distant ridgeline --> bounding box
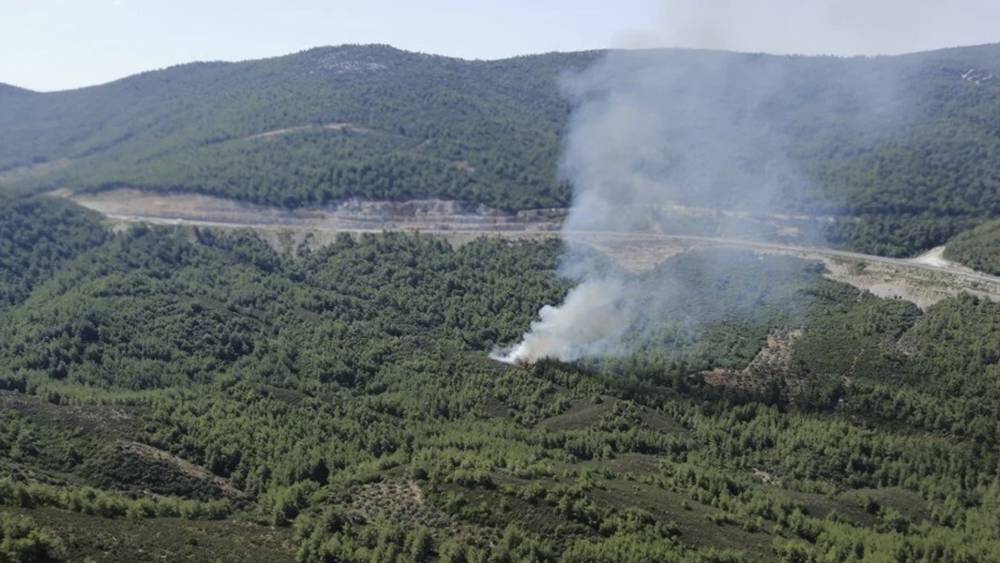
[2,43,1000,256]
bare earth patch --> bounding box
[703,329,803,394]
[68,188,562,234]
[57,189,1000,307]
[821,256,998,309]
[243,122,372,141]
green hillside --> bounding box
[944,218,1000,274]
[1,197,999,561]
[0,46,598,210]
[2,44,1000,255]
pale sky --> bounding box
[2,0,999,92]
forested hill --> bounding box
[0,83,36,105]
[0,45,599,209]
[0,83,34,96]
[3,43,1000,254]
[2,196,1000,560]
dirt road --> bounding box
[64,189,1000,306]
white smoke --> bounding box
[490,279,630,364]
[496,44,907,365]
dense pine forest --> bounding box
[0,197,999,561]
[3,38,1000,562]
[2,43,1000,257]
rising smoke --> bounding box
[490,279,630,364]
[493,47,906,365]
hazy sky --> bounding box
[3,0,999,92]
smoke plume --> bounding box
[495,47,905,365]
[490,279,630,364]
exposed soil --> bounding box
[243,122,372,141]
[702,329,803,394]
[821,256,998,309]
[68,188,563,233]
[57,189,1000,308]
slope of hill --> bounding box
[0,82,36,99]
[945,217,1000,274]
[1,197,999,561]
[0,45,599,210]
[2,44,1000,255]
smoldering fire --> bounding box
[496,48,902,365]
[490,279,630,364]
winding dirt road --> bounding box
[63,189,1000,306]
[590,233,1000,287]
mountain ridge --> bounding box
[2,42,1000,255]
[7,43,587,94]
[0,82,36,97]
[13,41,1000,95]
